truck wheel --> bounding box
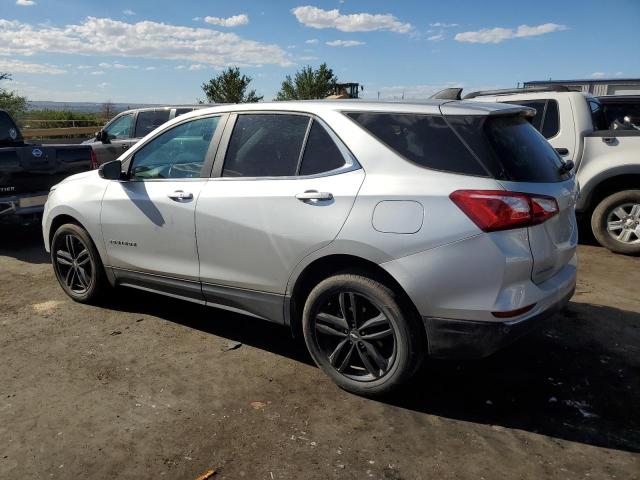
[51,223,109,303]
[591,190,640,255]
[302,273,423,397]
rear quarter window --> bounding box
[345,112,488,177]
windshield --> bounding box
[0,111,22,144]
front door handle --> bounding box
[168,190,193,201]
[602,136,617,145]
[296,190,333,202]
[555,147,569,156]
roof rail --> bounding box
[463,85,573,99]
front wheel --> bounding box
[51,223,108,303]
[302,274,423,397]
[591,190,640,255]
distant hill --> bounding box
[27,100,162,113]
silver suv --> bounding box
[42,100,578,396]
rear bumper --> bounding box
[0,192,48,223]
[423,283,575,359]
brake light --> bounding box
[450,190,558,232]
[90,149,98,170]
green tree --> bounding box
[275,63,337,101]
[201,67,263,103]
[0,73,28,118]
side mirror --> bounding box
[98,160,123,180]
[96,130,111,144]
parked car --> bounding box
[85,105,207,165]
[597,95,640,131]
[43,100,577,396]
[0,109,94,224]
[451,86,640,255]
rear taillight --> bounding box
[90,149,98,170]
[450,190,558,232]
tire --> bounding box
[51,223,109,303]
[302,273,423,397]
[591,190,640,255]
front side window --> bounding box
[134,110,171,138]
[104,113,134,140]
[0,111,21,144]
[130,116,219,180]
[222,114,310,177]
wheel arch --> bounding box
[578,168,640,213]
[286,253,422,339]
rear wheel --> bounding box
[302,274,423,397]
[51,223,108,303]
[591,190,640,255]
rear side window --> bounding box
[223,114,310,177]
[135,110,171,138]
[0,111,21,144]
[506,100,559,138]
[299,121,346,176]
[346,112,487,176]
[175,108,195,117]
[588,100,608,131]
[541,100,559,138]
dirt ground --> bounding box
[0,225,638,480]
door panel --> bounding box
[196,169,365,293]
[101,180,206,281]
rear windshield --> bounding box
[0,111,21,144]
[347,111,568,183]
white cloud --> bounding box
[455,23,567,44]
[590,72,606,79]
[204,14,249,27]
[188,64,206,70]
[590,71,625,79]
[176,65,187,70]
[427,34,444,42]
[429,22,458,28]
[0,58,65,74]
[99,62,137,69]
[305,38,319,44]
[291,6,412,33]
[97,82,110,89]
[192,17,201,21]
[297,55,319,61]
[0,17,290,67]
[90,70,105,75]
[16,0,36,6]
[145,66,157,70]
[123,9,135,16]
[326,39,365,47]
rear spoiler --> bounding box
[487,106,536,118]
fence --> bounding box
[17,119,104,140]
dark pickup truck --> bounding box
[0,109,95,223]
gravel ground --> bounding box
[1,224,639,479]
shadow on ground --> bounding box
[0,223,49,264]
[106,288,640,454]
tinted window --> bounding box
[601,101,640,130]
[223,114,310,177]
[347,112,487,176]
[299,121,346,176]
[512,101,545,131]
[0,111,21,144]
[175,108,196,117]
[483,117,567,182]
[134,110,171,138]
[104,114,133,139]
[541,100,560,138]
[588,100,608,131]
[130,116,219,180]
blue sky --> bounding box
[1,0,639,103]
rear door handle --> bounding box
[602,137,616,144]
[296,190,333,202]
[555,147,569,156]
[168,190,193,201]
